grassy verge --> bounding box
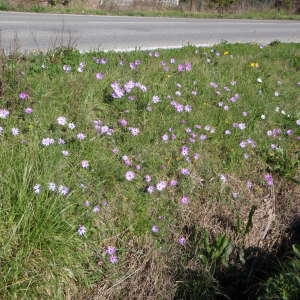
[0,42,299,298]
[0,1,300,20]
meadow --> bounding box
[0,42,299,299]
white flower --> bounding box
[57,116,67,126]
[257,77,263,83]
[11,128,19,136]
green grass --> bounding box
[0,42,299,298]
[0,0,300,20]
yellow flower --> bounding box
[250,62,259,68]
[224,51,229,56]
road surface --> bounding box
[0,11,300,52]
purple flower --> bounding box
[81,160,89,168]
[19,92,29,100]
[178,236,186,246]
[144,175,152,183]
[177,64,185,72]
[109,255,118,264]
[128,127,140,136]
[77,225,86,236]
[11,128,19,136]
[24,107,33,114]
[169,179,178,187]
[0,109,10,119]
[96,72,105,80]
[210,82,218,89]
[106,246,116,255]
[180,196,190,205]
[156,181,167,191]
[264,174,274,186]
[63,65,72,72]
[125,171,135,181]
[77,133,86,140]
[57,116,67,126]
[41,137,54,146]
[180,168,190,176]
[151,225,159,233]
[147,185,155,193]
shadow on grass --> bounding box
[174,215,300,300]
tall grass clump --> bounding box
[0,43,299,298]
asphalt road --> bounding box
[1,11,300,52]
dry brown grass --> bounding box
[86,236,177,300]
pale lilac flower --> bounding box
[180,196,190,205]
[181,146,189,156]
[33,184,41,194]
[48,182,56,191]
[81,160,89,168]
[118,119,128,127]
[96,72,105,80]
[128,127,140,136]
[178,236,186,246]
[264,174,274,186]
[240,141,247,148]
[151,225,159,233]
[162,134,169,142]
[169,179,178,186]
[106,246,116,255]
[230,192,238,199]
[144,175,152,183]
[57,116,67,126]
[63,65,72,72]
[110,255,118,264]
[147,185,155,193]
[180,168,190,176]
[178,64,185,72]
[193,153,200,160]
[77,133,86,140]
[244,153,250,159]
[125,171,135,181]
[83,200,90,207]
[223,105,229,111]
[57,138,65,145]
[92,206,100,213]
[68,122,76,130]
[199,134,207,141]
[11,128,19,136]
[112,148,119,154]
[210,82,218,89]
[24,107,33,114]
[0,127,4,135]
[42,137,54,146]
[238,123,246,130]
[58,185,69,195]
[77,225,86,236]
[246,180,253,190]
[219,174,227,183]
[0,109,10,119]
[156,181,167,191]
[225,130,231,135]
[19,92,29,100]
[152,95,160,103]
[62,150,70,156]
[242,111,248,117]
[185,105,192,112]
